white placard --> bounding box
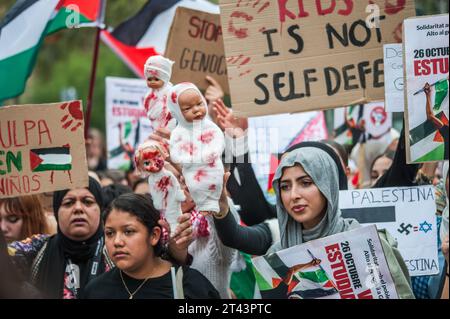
[339,186,439,276]
[384,44,405,113]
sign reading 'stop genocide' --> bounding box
[0,102,88,198]
[219,0,415,117]
[165,7,230,95]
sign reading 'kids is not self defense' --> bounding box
[219,0,415,117]
[0,102,88,198]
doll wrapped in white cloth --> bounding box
[143,55,176,131]
[167,83,225,214]
[134,140,185,234]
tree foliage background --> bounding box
[0,0,448,134]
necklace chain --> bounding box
[119,270,150,299]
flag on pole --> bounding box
[100,0,218,78]
[0,0,103,101]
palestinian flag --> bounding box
[230,252,259,299]
[30,146,72,172]
[0,0,103,101]
[251,254,283,292]
[289,267,339,299]
[46,0,104,35]
[409,79,449,162]
[101,0,218,78]
[252,252,339,299]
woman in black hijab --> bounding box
[9,177,111,298]
[9,176,195,298]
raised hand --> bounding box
[213,99,248,138]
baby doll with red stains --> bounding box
[143,55,176,131]
[167,82,225,215]
[134,140,185,235]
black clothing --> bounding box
[214,212,272,256]
[373,125,419,188]
[82,266,220,299]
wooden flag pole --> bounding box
[84,0,107,139]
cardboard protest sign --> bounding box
[106,77,154,170]
[219,0,415,117]
[0,102,88,198]
[362,101,392,138]
[340,186,438,276]
[165,7,230,95]
[248,111,328,203]
[404,14,449,163]
[252,225,398,299]
[383,43,404,112]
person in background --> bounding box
[83,193,219,299]
[97,169,128,187]
[86,128,107,172]
[0,196,50,243]
[0,232,42,298]
[38,192,57,235]
[370,151,395,186]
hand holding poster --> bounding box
[0,102,88,198]
[165,7,230,95]
[383,43,404,112]
[403,14,449,163]
[219,0,415,117]
[339,186,438,276]
[252,225,398,299]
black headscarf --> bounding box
[34,177,106,299]
[285,141,349,190]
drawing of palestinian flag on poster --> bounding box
[289,267,339,299]
[30,146,72,172]
[403,14,449,163]
[252,252,338,299]
[408,78,449,162]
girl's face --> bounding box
[178,89,206,122]
[58,188,101,241]
[370,156,393,186]
[0,205,23,243]
[279,165,327,230]
[105,210,160,274]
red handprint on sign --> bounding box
[226,54,252,80]
[60,101,83,132]
[228,0,271,40]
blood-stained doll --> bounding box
[134,140,185,235]
[167,83,225,215]
[143,55,176,131]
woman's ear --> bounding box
[149,226,162,247]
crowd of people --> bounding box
[1,66,448,300]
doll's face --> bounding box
[137,147,164,173]
[178,89,206,122]
[147,76,165,90]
